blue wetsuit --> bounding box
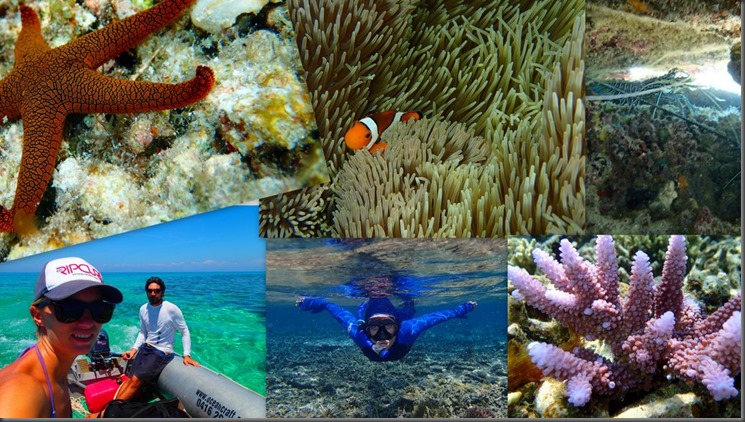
[299,297,475,361]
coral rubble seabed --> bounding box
[267,334,506,418]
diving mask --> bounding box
[364,315,398,340]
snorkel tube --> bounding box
[373,344,390,358]
[363,333,391,358]
[355,320,391,358]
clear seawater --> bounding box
[0,271,266,397]
[265,238,507,417]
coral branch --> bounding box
[509,235,742,406]
[654,235,687,324]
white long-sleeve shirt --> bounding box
[132,300,192,356]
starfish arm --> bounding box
[0,109,65,233]
[0,79,22,120]
[66,0,198,69]
[0,207,12,232]
[67,66,214,114]
[14,5,52,65]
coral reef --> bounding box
[0,0,327,260]
[507,235,741,417]
[260,0,585,237]
[584,0,741,234]
[266,334,506,418]
[585,97,741,234]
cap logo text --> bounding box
[56,263,102,281]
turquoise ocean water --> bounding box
[0,271,266,396]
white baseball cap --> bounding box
[34,257,123,303]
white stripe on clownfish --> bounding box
[344,110,422,154]
[359,116,380,150]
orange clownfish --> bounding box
[344,110,422,154]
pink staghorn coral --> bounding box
[509,235,741,407]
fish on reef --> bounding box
[344,110,422,154]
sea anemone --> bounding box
[260,0,586,237]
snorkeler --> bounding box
[296,296,477,361]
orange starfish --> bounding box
[0,0,215,233]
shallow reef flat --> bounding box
[266,334,506,418]
[507,235,741,418]
[0,0,327,260]
[260,0,586,238]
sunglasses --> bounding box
[365,323,398,340]
[146,288,162,294]
[38,299,116,324]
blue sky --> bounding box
[0,205,265,273]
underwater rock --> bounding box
[685,270,734,312]
[586,99,741,235]
[615,391,701,418]
[586,3,739,78]
[191,0,279,34]
[648,180,678,220]
[211,31,319,172]
[507,391,522,408]
[534,378,570,418]
[287,377,318,390]
[461,406,495,418]
[728,41,741,85]
[465,369,492,384]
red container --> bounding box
[84,375,129,413]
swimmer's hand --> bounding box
[121,348,138,360]
[457,301,477,316]
[371,344,385,355]
[296,297,327,313]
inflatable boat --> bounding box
[67,330,265,418]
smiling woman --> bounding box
[0,257,122,418]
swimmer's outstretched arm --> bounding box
[400,301,477,341]
[296,297,357,327]
[296,297,377,352]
